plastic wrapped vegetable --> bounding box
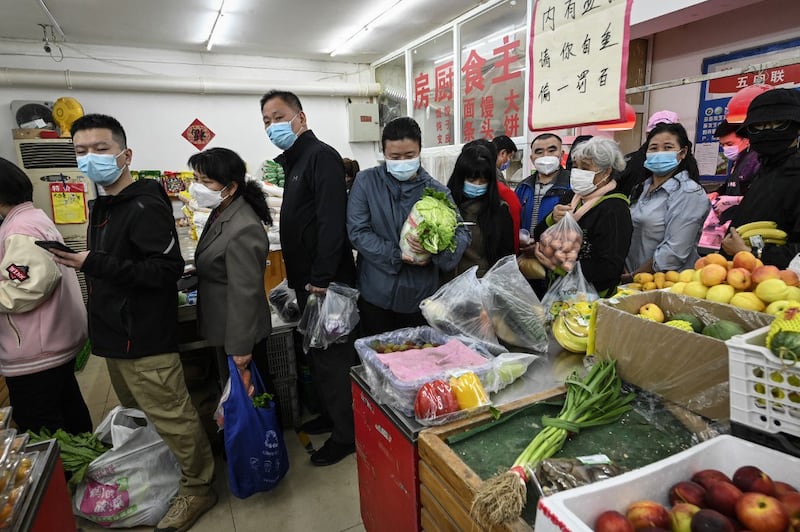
[400,188,458,263]
[268,279,300,322]
[535,212,583,272]
[483,353,538,393]
[449,372,490,409]
[319,283,360,346]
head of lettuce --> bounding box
[400,188,459,262]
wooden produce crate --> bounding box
[418,388,563,532]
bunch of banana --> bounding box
[551,303,593,353]
[735,221,788,246]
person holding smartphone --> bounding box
[0,157,92,435]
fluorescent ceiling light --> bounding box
[329,0,406,57]
[206,0,226,51]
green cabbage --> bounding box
[415,188,458,254]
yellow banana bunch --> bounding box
[735,221,788,246]
[739,228,788,241]
[735,221,777,234]
[552,313,588,353]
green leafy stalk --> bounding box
[512,360,633,468]
[252,392,274,409]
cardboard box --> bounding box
[591,291,773,420]
[535,435,800,532]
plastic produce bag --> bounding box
[541,262,599,319]
[73,407,181,528]
[297,294,323,351]
[399,188,458,264]
[482,352,539,394]
[420,266,499,347]
[480,255,549,353]
[413,371,491,426]
[297,284,360,351]
[224,358,289,498]
[268,279,300,322]
[535,212,583,272]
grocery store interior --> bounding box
[1,0,800,531]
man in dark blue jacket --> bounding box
[262,90,357,466]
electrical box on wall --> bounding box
[348,103,380,142]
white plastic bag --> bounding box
[73,407,181,528]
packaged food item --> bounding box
[9,435,27,455]
[532,457,624,497]
[0,409,11,430]
[0,431,16,469]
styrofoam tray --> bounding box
[727,326,800,437]
[535,435,800,532]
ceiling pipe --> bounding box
[0,67,382,97]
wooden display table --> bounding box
[417,389,563,532]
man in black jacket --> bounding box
[53,114,215,532]
[261,90,357,466]
[723,89,800,269]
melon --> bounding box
[701,320,745,341]
[670,312,703,333]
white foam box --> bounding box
[535,435,800,532]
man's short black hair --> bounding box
[0,157,33,205]
[70,114,127,148]
[531,132,562,148]
[492,135,517,154]
[260,90,303,112]
[381,117,422,151]
[714,120,743,138]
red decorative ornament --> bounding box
[725,84,774,123]
[181,118,215,150]
[597,103,636,131]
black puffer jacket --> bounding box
[81,179,184,358]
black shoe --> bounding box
[310,439,355,467]
[300,415,334,435]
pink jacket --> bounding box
[0,203,87,377]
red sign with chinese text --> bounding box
[707,63,800,95]
[181,119,215,150]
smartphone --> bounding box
[35,240,77,254]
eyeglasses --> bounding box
[747,120,792,134]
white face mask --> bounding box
[570,168,601,196]
[189,182,228,209]
[533,155,561,176]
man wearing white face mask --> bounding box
[51,114,217,532]
[261,90,357,467]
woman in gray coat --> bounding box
[188,148,272,389]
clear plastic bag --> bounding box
[480,255,549,353]
[297,283,360,351]
[535,211,583,272]
[413,371,491,426]
[541,262,599,319]
[420,266,500,347]
[268,279,300,322]
[482,352,539,394]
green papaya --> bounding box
[670,312,703,333]
[701,320,745,341]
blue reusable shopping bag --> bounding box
[224,357,290,498]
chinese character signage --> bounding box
[49,182,87,224]
[181,118,215,150]
[695,38,800,179]
[528,0,633,131]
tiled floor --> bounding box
[74,355,365,532]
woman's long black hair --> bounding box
[447,142,506,264]
[187,147,272,225]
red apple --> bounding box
[726,268,753,291]
[752,265,781,285]
[706,482,743,518]
[733,466,775,496]
[692,470,733,491]
[671,503,702,532]
[779,269,800,287]
[774,481,798,497]
[735,493,790,532]
[627,500,671,530]
[779,491,800,525]
[691,509,736,532]
[595,510,635,532]
[670,481,708,507]
[733,251,759,272]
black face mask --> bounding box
[748,126,800,156]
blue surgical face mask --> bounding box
[266,113,299,150]
[77,150,126,186]
[386,158,420,181]
[644,151,681,176]
[463,182,488,198]
[500,161,510,172]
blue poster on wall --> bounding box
[696,38,800,182]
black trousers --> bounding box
[6,359,93,434]
[357,297,427,337]
[298,288,358,445]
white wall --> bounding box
[0,41,382,173]
[647,0,800,141]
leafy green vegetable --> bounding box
[252,392,274,409]
[414,188,458,254]
[28,428,110,491]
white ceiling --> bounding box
[0,0,488,64]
